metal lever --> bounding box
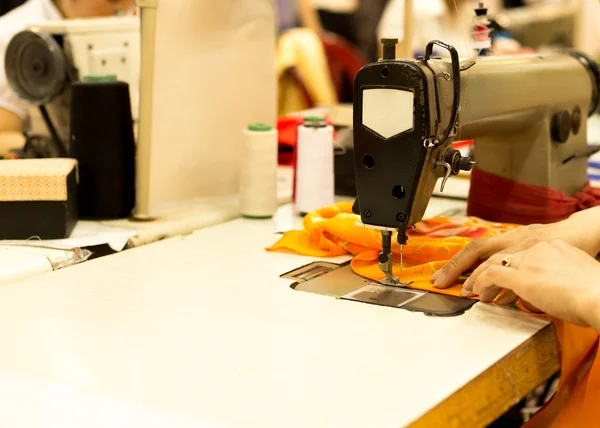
[436,150,477,192]
[436,161,452,192]
[562,145,600,164]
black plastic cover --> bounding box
[352,61,429,229]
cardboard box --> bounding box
[0,158,78,239]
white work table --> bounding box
[0,167,294,287]
[88,166,295,248]
[0,200,557,428]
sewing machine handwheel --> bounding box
[567,50,600,115]
[5,30,67,105]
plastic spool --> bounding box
[472,3,492,52]
[240,123,279,219]
[295,116,335,215]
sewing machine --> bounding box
[351,38,600,285]
[4,16,139,156]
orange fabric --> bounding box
[267,201,600,426]
[268,200,520,296]
[525,323,599,428]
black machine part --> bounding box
[567,50,600,116]
[351,51,431,231]
[5,30,77,157]
[5,30,70,105]
[351,39,473,241]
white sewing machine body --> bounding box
[6,16,140,145]
[26,16,140,118]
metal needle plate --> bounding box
[281,261,476,317]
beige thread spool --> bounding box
[240,123,278,218]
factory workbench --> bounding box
[92,166,295,249]
[0,167,294,285]
[0,199,558,428]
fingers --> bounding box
[495,290,519,306]
[520,299,543,314]
[431,236,539,295]
[478,284,503,302]
[432,239,495,288]
[465,251,523,300]
[432,235,538,289]
[472,265,522,299]
[462,253,509,293]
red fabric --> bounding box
[277,116,335,166]
[277,117,301,166]
[467,168,600,224]
[452,139,474,150]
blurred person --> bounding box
[0,0,134,133]
[377,0,523,58]
[298,0,359,45]
[297,0,390,61]
[353,0,390,61]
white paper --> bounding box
[0,221,138,252]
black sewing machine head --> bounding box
[351,39,472,244]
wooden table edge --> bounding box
[408,323,559,428]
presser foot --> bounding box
[380,277,414,288]
[378,230,413,287]
[378,251,413,287]
[380,274,399,286]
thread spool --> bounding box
[472,2,492,54]
[69,73,136,219]
[240,123,278,218]
[294,116,335,215]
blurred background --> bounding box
[1,0,598,127]
[270,0,600,114]
[0,0,25,15]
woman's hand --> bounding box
[432,208,600,289]
[461,240,600,329]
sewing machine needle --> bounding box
[400,244,403,282]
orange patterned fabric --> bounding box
[268,200,520,296]
[267,201,600,427]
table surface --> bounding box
[0,247,53,285]
[0,199,558,428]
[97,166,295,248]
[0,168,293,289]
